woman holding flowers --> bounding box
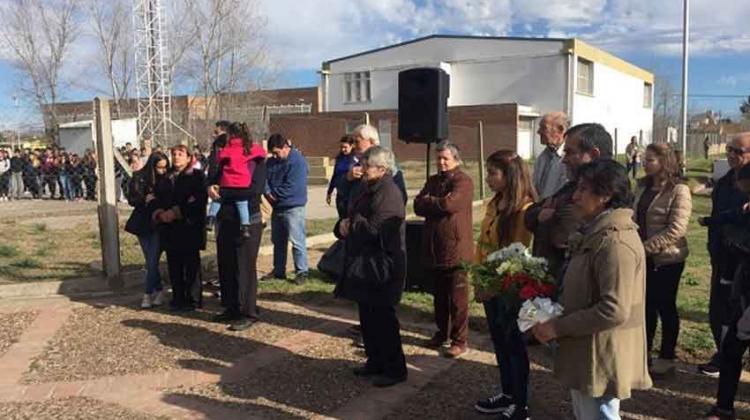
[533,160,651,420]
[473,150,537,420]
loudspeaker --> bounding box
[405,220,433,293]
[398,67,449,143]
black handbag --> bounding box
[317,239,346,280]
[345,240,393,288]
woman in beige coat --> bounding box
[533,160,652,420]
[634,143,692,377]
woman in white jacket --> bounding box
[0,150,11,201]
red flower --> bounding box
[519,284,539,300]
[538,283,556,297]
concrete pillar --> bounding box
[93,97,122,287]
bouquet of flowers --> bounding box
[465,243,560,330]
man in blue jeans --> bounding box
[264,134,309,284]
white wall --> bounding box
[572,60,653,155]
[326,37,567,114]
[58,118,138,156]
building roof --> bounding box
[322,34,653,83]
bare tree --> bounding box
[86,0,133,119]
[176,0,270,121]
[1,0,81,139]
[653,75,680,144]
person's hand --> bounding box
[347,166,363,181]
[538,208,556,223]
[339,218,351,238]
[743,202,750,214]
[159,210,176,224]
[326,193,332,206]
[145,193,156,203]
[207,185,221,200]
[265,193,277,205]
[152,209,164,223]
[532,321,558,344]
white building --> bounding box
[58,118,139,156]
[319,35,654,157]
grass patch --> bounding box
[11,258,43,269]
[0,244,20,258]
[31,223,47,233]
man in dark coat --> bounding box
[335,146,407,388]
[152,145,208,311]
[214,158,267,331]
[414,140,474,358]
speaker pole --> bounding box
[425,142,431,182]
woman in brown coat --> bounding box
[414,140,474,358]
[533,159,652,419]
[634,143,692,377]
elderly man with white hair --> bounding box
[337,124,408,213]
[533,112,569,200]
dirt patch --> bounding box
[0,397,167,420]
[0,311,38,358]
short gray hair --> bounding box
[363,146,396,174]
[353,124,380,145]
[435,140,462,165]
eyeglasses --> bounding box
[726,145,750,155]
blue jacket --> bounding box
[266,148,308,210]
[327,153,356,196]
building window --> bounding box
[344,71,371,103]
[576,58,594,96]
[643,82,653,108]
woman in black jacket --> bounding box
[335,146,407,388]
[126,151,169,309]
[152,145,208,311]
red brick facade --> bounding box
[269,104,519,160]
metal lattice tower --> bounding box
[133,0,172,146]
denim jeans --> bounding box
[271,206,308,277]
[59,174,72,200]
[483,297,529,407]
[138,231,163,294]
[570,390,621,420]
[208,199,250,225]
[10,172,23,199]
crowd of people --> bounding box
[114,115,750,420]
[0,147,98,201]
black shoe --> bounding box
[292,272,308,285]
[351,336,365,349]
[352,364,382,377]
[206,216,216,232]
[499,405,529,420]
[240,224,251,239]
[705,406,735,420]
[229,318,256,331]
[212,311,238,323]
[474,393,513,414]
[260,273,286,282]
[698,362,721,378]
[372,373,407,387]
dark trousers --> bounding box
[359,303,407,378]
[433,267,469,346]
[44,175,57,198]
[645,260,685,359]
[0,173,9,196]
[166,248,200,307]
[484,298,529,406]
[218,223,263,319]
[716,322,749,411]
[84,175,97,200]
[709,263,733,362]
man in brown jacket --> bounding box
[525,123,614,281]
[414,141,474,358]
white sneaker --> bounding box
[151,290,164,306]
[141,294,152,309]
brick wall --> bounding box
[269,104,519,161]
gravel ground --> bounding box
[22,299,330,384]
[170,326,437,419]
[0,311,38,357]
[0,397,167,420]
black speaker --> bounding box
[398,67,449,143]
[405,220,433,293]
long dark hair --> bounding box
[485,150,537,246]
[227,122,253,155]
[142,151,169,189]
[641,143,680,189]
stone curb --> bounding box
[0,200,485,300]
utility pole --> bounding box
[680,0,690,157]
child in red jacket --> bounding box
[206,123,266,237]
